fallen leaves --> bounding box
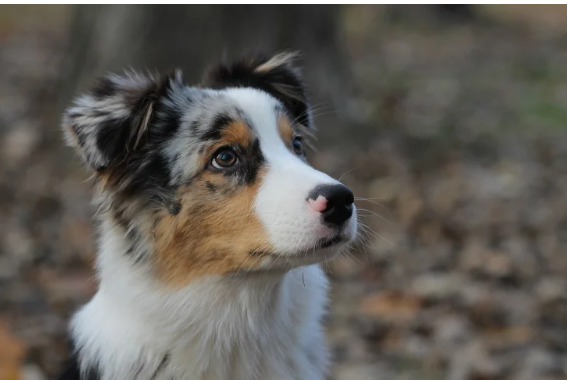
[359,291,423,324]
[0,321,24,380]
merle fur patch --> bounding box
[63,70,184,171]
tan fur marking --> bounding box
[254,52,299,73]
[153,167,271,287]
[97,172,111,189]
[278,114,315,154]
[198,120,255,168]
[278,115,294,147]
[133,101,153,149]
[220,120,254,148]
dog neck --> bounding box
[69,219,329,380]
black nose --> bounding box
[308,184,354,226]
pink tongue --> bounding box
[309,196,328,213]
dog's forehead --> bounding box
[221,87,290,154]
[178,87,284,142]
[221,87,281,134]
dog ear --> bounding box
[62,70,183,172]
[202,52,311,128]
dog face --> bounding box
[63,53,357,286]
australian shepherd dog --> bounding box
[58,52,357,380]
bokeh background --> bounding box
[2,5,567,380]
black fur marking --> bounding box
[67,111,82,119]
[157,105,182,140]
[223,139,266,186]
[150,354,170,379]
[94,117,130,166]
[115,152,173,206]
[205,181,218,193]
[91,77,116,99]
[111,208,130,230]
[203,54,311,128]
[91,82,157,166]
[124,223,140,242]
[243,139,265,184]
[201,114,233,141]
[151,76,187,142]
[74,125,87,148]
[168,201,182,215]
[141,153,172,194]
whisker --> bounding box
[306,110,338,122]
[353,230,372,260]
[338,166,360,182]
[358,223,398,249]
[356,208,391,224]
[354,199,393,214]
[288,103,331,128]
[83,172,97,183]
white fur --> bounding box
[72,219,330,380]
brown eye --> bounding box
[212,148,238,169]
[292,136,304,156]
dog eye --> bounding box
[292,136,304,156]
[212,148,238,168]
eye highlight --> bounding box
[292,136,304,156]
[212,148,239,169]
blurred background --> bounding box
[2,5,567,380]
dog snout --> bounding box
[307,184,354,226]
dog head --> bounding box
[63,52,357,286]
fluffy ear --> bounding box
[202,52,311,127]
[62,70,183,171]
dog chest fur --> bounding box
[68,221,330,380]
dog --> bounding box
[58,52,357,380]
